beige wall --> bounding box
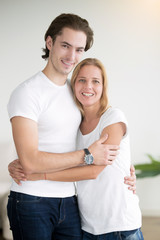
[0,0,160,215]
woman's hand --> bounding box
[124,165,136,194]
[8,159,27,185]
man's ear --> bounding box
[46,36,53,51]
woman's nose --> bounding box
[85,81,92,89]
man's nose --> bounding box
[68,49,75,60]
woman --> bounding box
[9,58,141,239]
[70,58,143,239]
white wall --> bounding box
[0,0,160,215]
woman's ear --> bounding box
[46,36,53,51]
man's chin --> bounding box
[63,67,74,75]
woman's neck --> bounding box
[80,105,100,135]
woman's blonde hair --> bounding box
[71,58,109,117]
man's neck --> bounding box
[42,63,68,86]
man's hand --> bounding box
[124,165,136,194]
[8,159,27,185]
[89,134,119,166]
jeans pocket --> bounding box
[120,228,144,240]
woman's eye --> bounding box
[94,80,100,84]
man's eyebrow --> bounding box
[61,41,85,50]
[61,41,72,47]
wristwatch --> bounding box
[84,148,94,165]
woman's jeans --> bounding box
[7,191,82,240]
[82,228,144,240]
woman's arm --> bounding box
[27,165,106,182]
[8,159,106,184]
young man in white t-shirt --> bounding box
[7,13,122,240]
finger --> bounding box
[128,186,136,194]
[124,175,136,181]
[108,150,119,156]
[13,162,23,170]
[99,134,108,143]
[124,180,136,187]
[108,145,120,151]
[9,170,26,177]
[13,178,22,186]
[130,170,136,177]
[130,164,135,172]
[105,160,113,165]
[107,155,117,161]
[10,172,27,181]
[128,185,136,190]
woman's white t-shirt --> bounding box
[76,107,142,235]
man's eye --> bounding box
[62,45,69,48]
[77,49,84,53]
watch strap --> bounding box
[84,148,90,155]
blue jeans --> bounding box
[7,191,82,240]
[82,228,144,240]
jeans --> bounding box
[7,191,82,240]
[82,228,144,240]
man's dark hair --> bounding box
[42,13,94,60]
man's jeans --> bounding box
[7,191,82,240]
[82,228,144,240]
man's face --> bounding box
[47,27,87,77]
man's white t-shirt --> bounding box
[8,71,81,197]
[77,107,142,234]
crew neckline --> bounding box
[40,71,68,88]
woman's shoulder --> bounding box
[99,107,128,129]
[102,107,125,119]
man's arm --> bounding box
[9,162,106,183]
[9,160,136,194]
[11,116,119,174]
[9,121,136,194]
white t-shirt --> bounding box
[77,107,142,234]
[8,71,81,197]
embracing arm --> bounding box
[9,120,136,193]
[27,165,106,182]
[9,122,123,181]
[9,159,136,194]
[11,117,119,174]
[41,123,124,181]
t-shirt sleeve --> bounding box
[7,83,40,122]
[99,108,128,137]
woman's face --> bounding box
[74,65,103,108]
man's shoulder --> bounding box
[21,71,42,88]
[12,72,43,94]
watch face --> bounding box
[85,154,94,165]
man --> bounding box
[7,13,121,240]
